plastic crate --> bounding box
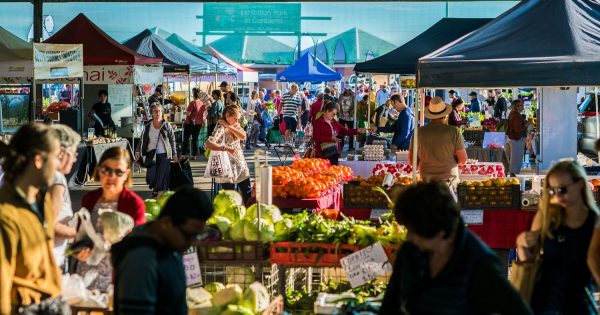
[197,263,280,299]
[196,241,268,264]
[270,242,361,267]
[457,184,521,209]
[343,182,408,209]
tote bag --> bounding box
[204,136,232,179]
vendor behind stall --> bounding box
[89,89,115,136]
[148,86,172,109]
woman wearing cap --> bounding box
[448,98,468,127]
[408,96,468,189]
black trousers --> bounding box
[338,119,355,150]
[326,153,340,166]
[222,178,252,205]
[182,123,202,156]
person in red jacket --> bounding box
[309,92,324,124]
[313,100,370,165]
[75,146,145,292]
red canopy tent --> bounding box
[45,13,161,66]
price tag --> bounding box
[340,243,393,288]
[461,210,484,225]
[182,246,202,287]
[370,209,390,220]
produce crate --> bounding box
[198,263,280,299]
[463,129,484,146]
[343,182,408,209]
[457,184,521,209]
[270,242,361,267]
[196,241,268,264]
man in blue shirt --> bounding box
[376,94,414,150]
[469,91,481,113]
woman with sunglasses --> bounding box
[516,159,600,314]
[75,147,145,292]
[48,124,81,270]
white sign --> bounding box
[370,209,390,221]
[108,84,133,127]
[461,210,484,225]
[182,247,203,287]
[340,243,393,288]
[33,43,83,79]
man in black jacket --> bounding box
[494,89,508,119]
[111,187,214,315]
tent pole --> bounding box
[594,86,600,162]
[412,88,420,182]
[353,72,358,150]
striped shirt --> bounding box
[282,92,302,118]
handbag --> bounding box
[510,232,544,302]
[203,136,233,179]
[170,158,193,190]
[141,149,156,168]
[320,142,339,158]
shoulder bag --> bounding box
[510,231,544,302]
[319,121,339,158]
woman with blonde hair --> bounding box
[75,147,145,291]
[516,159,600,314]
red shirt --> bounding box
[185,99,205,125]
[81,187,146,225]
[313,116,359,157]
[309,98,323,124]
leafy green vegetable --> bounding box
[244,203,283,223]
[213,190,243,220]
[243,218,275,242]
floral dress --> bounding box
[74,200,117,292]
[208,123,250,184]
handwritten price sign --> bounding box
[183,247,202,287]
[340,243,392,288]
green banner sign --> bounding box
[203,3,301,33]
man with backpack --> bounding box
[111,187,214,315]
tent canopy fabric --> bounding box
[123,29,215,74]
[165,34,236,75]
[303,28,396,66]
[45,13,161,66]
[206,35,294,65]
[354,18,492,75]
[0,26,31,61]
[417,0,600,88]
[277,52,342,83]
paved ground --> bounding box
[68,145,294,208]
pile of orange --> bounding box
[272,158,355,199]
[590,179,600,192]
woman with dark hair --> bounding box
[517,159,600,314]
[75,146,145,292]
[448,98,468,127]
[205,105,251,203]
[381,182,532,315]
[0,123,68,314]
[312,101,368,165]
[137,103,177,197]
[182,88,205,159]
[206,89,224,140]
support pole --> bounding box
[411,89,420,182]
[33,0,43,43]
[595,87,599,162]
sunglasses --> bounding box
[99,165,128,177]
[547,181,577,196]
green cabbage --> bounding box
[144,199,161,219]
[186,287,213,309]
[99,210,134,244]
[204,282,225,296]
[273,218,294,242]
[219,304,254,315]
[244,204,282,223]
[211,284,242,307]
[213,190,244,220]
[238,282,270,313]
[243,219,274,242]
[208,216,232,236]
[229,220,247,241]
[225,267,255,287]
[194,306,223,315]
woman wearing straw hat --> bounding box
[409,96,468,189]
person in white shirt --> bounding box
[376,85,390,106]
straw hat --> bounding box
[425,96,452,119]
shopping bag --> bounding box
[170,158,193,189]
[510,257,542,302]
[204,150,232,179]
[72,208,109,266]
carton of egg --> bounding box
[363,144,385,161]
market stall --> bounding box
[0,26,33,133]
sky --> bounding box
[0,1,518,50]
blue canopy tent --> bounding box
[277,53,341,82]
